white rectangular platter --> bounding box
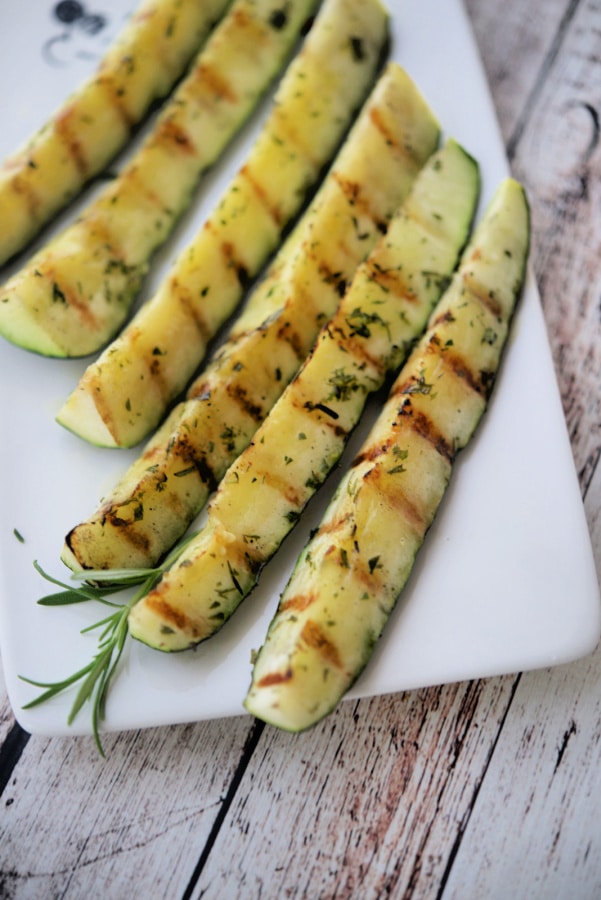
[0,0,599,739]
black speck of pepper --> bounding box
[350,36,365,61]
[269,9,288,30]
[52,282,67,304]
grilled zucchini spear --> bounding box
[44,0,389,396]
[245,178,530,731]
[0,0,231,266]
[0,0,322,358]
[61,64,441,574]
[127,138,480,651]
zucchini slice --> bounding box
[127,138,480,651]
[37,0,390,375]
[244,178,530,731]
[0,0,323,358]
[0,0,231,266]
[61,64,441,573]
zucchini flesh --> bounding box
[0,0,322,358]
[46,0,389,404]
[244,178,530,731]
[0,0,230,266]
[61,64,441,573]
[127,138,480,651]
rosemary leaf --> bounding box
[21,529,201,754]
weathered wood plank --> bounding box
[0,715,257,899]
[441,454,601,899]
[464,0,573,146]
[190,679,517,898]
[445,660,601,898]
[491,0,601,489]
[466,0,601,487]
[437,1,601,894]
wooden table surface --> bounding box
[2,1,601,896]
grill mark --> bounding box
[280,590,318,614]
[271,112,319,171]
[87,372,121,442]
[99,167,173,251]
[369,106,419,163]
[384,387,456,464]
[365,257,419,302]
[276,317,308,361]
[54,104,89,176]
[402,202,446,242]
[226,380,268,423]
[352,439,389,469]
[155,116,197,155]
[430,307,457,329]
[171,276,212,343]
[408,408,454,463]
[230,6,278,60]
[332,172,387,234]
[103,514,152,552]
[101,75,138,129]
[325,319,388,380]
[316,257,350,300]
[300,619,343,670]
[162,429,221,493]
[275,277,332,356]
[298,392,349,437]
[240,164,284,226]
[257,667,293,688]
[441,346,487,397]
[192,454,221,493]
[10,172,40,220]
[374,470,428,535]
[194,61,238,104]
[319,531,388,590]
[130,335,174,403]
[346,452,430,537]
[145,590,198,635]
[220,238,251,289]
[78,212,128,266]
[43,266,100,329]
[263,466,306,507]
[292,395,348,440]
[462,270,504,319]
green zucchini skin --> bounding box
[0,0,322,359]
[48,0,388,422]
[244,178,530,732]
[0,0,231,267]
[127,138,481,651]
[61,63,441,575]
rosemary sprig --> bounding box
[20,533,197,756]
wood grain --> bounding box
[469,0,601,491]
[0,716,258,898]
[190,679,518,898]
[465,0,573,146]
[442,435,601,898]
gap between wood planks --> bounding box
[181,718,265,899]
[505,0,582,161]
[432,674,522,900]
[0,721,30,797]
